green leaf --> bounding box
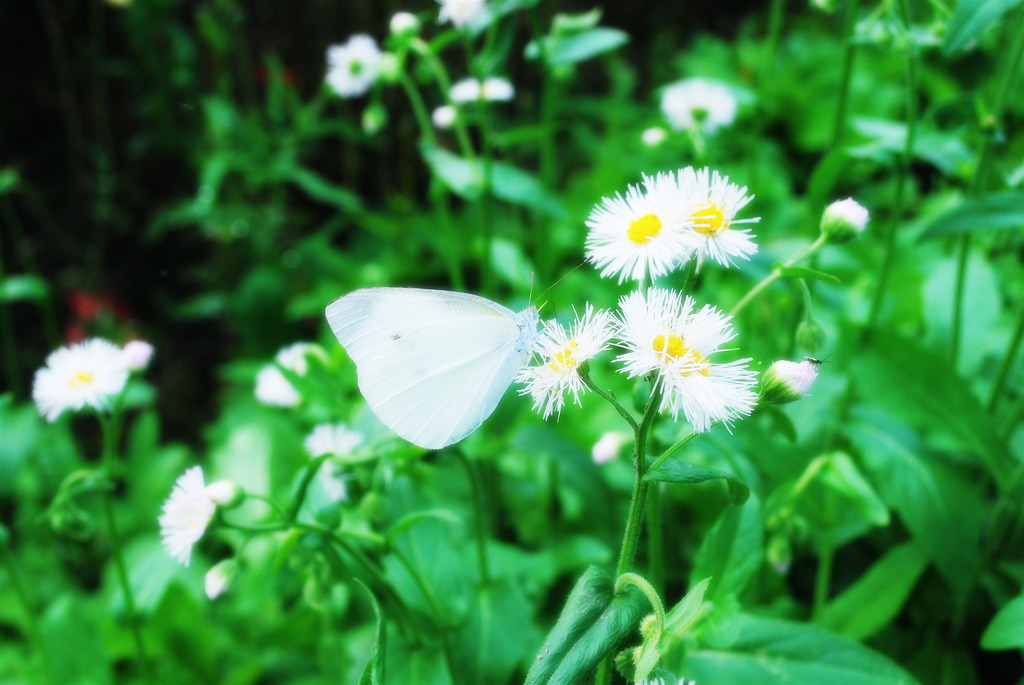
[853,332,1014,484]
[545,583,646,684]
[384,509,463,547]
[687,614,919,684]
[0,166,20,194]
[357,580,387,685]
[454,578,539,684]
[919,192,1024,239]
[981,593,1024,650]
[42,595,113,685]
[819,453,889,527]
[0,274,49,303]
[526,27,629,66]
[690,497,763,601]
[645,460,750,505]
[287,166,363,213]
[846,411,984,592]
[776,264,841,284]
[420,144,564,215]
[943,0,1023,54]
[820,542,929,640]
[848,118,973,176]
[525,566,615,685]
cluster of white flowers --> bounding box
[517,290,761,433]
[255,342,316,407]
[585,166,759,283]
[32,338,154,422]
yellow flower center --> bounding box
[627,213,663,245]
[652,333,710,376]
[691,203,727,236]
[549,340,579,371]
[69,371,95,388]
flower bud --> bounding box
[205,559,238,599]
[376,53,401,84]
[362,103,388,135]
[389,11,420,37]
[121,340,155,371]
[432,105,457,130]
[206,480,242,508]
[795,318,827,353]
[820,198,869,244]
[759,359,818,405]
[641,127,667,147]
[592,431,629,464]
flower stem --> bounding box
[582,371,640,434]
[285,454,330,522]
[951,12,1024,364]
[615,386,663,577]
[730,234,828,317]
[98,413,149,679]
[830,0,860,147]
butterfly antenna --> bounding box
[533,260,588,313]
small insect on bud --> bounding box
[759,359,819,405]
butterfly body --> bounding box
[326,287,539,449]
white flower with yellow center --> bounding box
[672,166,759,268]
[517,305,615,419]
[585,175,697,283]
[615,289,757,432]
[661,77,737,134]
[159,466,224,567]
[438,0,486,28]
[32,338,129,422]
[449,76,514,103]
[326,35,382,98]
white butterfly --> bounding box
[326,287,541,449]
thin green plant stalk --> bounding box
[730,233,828,317]
[97,412,149,679]
[646,483,664,593]
[865,29,917,336]
[398,70,465,289]
[285,453,331,522]
[462,30,498,295]
[530,6,558,282]
[392,547,459,680]
[410,39,476,162]
[830,0,860,147]
[615,385,664,578]
[951,13,1024,365]
[457,452,491,587]
[0,536,57,684]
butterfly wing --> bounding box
[326,288,538,449]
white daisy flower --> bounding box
[517,305,615,419]
[672,167,759,268]
[438,0,485,28]
[32,338,129,422]
[160,466,219,567]
[660,78,737,134]
[390,11,421,36]
[304,423,364,457]
[615,289,757,432]
[254,342,315,407]
[449,76,514,103]
[326,34,382,98]
[585,174,697,283]
[121,340,154,371]
[317,461,350,503]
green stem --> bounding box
[531,7,558,282]
[647,483,664,592]
[456,452,491,587]
[759,0,787,97]
[830,0,860,147]
[812,532,834,622]
[100,490,149,677]
[581,370,640,433]
[648,432,698,473]
[951,12,1024,364]
[0,535,57,684]
[730,234,828,317]
[411,39,476,161]
[285,454,330,523]
[615,386,664,577]
[987,294,1019,409]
